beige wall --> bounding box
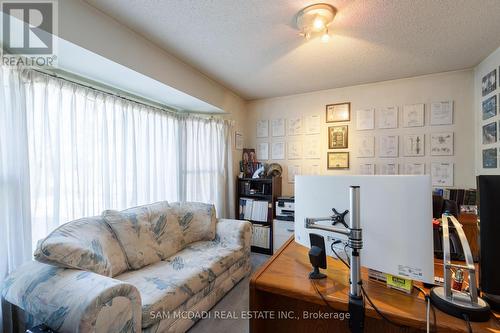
[247,70,475,196]
[474,46,500,176]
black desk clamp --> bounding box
[305,186,364,333]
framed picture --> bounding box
[430,101,453,125]
[357,136,375,157]
[403,134,425,157]
[379,135,399,157]
[403,104,425,127]
[328,125,348,149]
[483,122,497,145]
[483,148,498,168]
[378,106,398,129]
[326,102,350,123]
[359,163,375,175]
[482,69,497,97]
[327,152,349,169]
[356,108,375,130]
[431,132,454,156]
[379,162,399,175]
[482,95,497,120]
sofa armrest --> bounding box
[216,219,252,252]
[2,261,141,333]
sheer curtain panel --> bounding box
[0,67,33,332]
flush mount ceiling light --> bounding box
[296,3,337,43]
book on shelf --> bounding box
[251,224,270,249]
[239,198,269,222]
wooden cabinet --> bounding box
[236,177,281,255]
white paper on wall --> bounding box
[305,115,321,135]
[359,163,375,175]
[304,162,321,175]
[257,142,269,160]
[379,163,399,175]
[287,141,303,159]
[288,164,302,183]
[430,101,453,125]
[357,136,375,157]
[379,135,399,157]
[405,163,426,175]
[256,120,269,138]
[403,104,425,127]
[403,134,425,156]
[378,106,398,129]
[356,109,375,130]
[271,119,285,137]
[271,142,285,160]
[304,135,321,159]
[431,132,454,156]
[287,117,303,136]
[431,162,454,187]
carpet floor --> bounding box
[187,253,270,333]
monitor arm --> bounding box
[304,186,364,333]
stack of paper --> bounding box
[239,198,268,222]
[251,225,270,249]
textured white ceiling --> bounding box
[85,0,500,100]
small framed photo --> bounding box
[328,125,348,149]
[482,148,498,169]
[482,95,497,120]
[326,102,350,123]
[327,152,349,169]
[483,122,497,145]
[482,69,497,97]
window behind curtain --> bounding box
[25,73,180,247]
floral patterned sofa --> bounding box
[1,201,252,333]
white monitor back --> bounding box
[295,175,434,284]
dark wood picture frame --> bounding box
[326,102,351,123]
[328,125,348,149]
[327,152,349,169]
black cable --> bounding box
[331,242,349,268]
[462,314,473,333]
[360,284,409,329]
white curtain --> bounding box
[25,72,180,248]
[0,67,33,332]
[179,116,234,218]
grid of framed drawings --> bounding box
[480,67,499,169]
[354,101,456,186]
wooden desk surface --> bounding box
[250,237,500,333]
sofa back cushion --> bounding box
[166,202,216,247]
[102,202,168,270]
[33,216,129,277]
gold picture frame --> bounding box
[328,125,348,149]
[327,152,349,169]
[326,102,350,123]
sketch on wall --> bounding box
[430,101,453,126]
[379,135,399,157]
[403,134,425,157]
[271,119,285,137]
[356,108,375,130]
[288,164,302,183]
[304,136,321,159]
[287,117,303,136]
[431,163,454,187]
[287,141,303,159]
[379,163,398,175]
[405,163,425,175]
[357,136,375,157]
[304,162,321,175]
[403,104,425,127]
[271,142,285,160]
[359,163,375,175]
[431,132,454,156]
[305,115,321,134]
[378,106,398,129]
[257,142,269,160]
[256,120,269,138]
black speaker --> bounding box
[477,175,500,310]
[308,233,327,279]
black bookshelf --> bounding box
[236,177,282,255]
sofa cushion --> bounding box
[102,202,168,270]
[115,240,245,328]
[166,202,216,246]
[33,216,128,277]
